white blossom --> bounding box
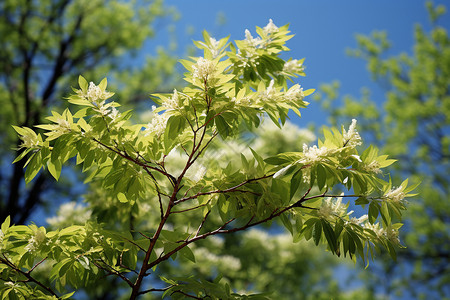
[192,57,216,82]
[4,281,20,288]
[284,84,305,102]
[363,160,381,174]
[364,222,384,237]
[194,248,241,271]
[343,119,362,147]
[318,195,347,220]
[384,225,401,245]
[162,89,181,110]
[349,214,368,226]
[298,144,330,165]
[263,19,279,34]
[46,202,92,227]
[385,186,406,204]
[76,82,112,106]
[24,228,46,254]
[244,29,262,47]
[52,118,71,135]
[107,107,121,122]
[302,169,311,184]
[258,79,277,103]
[364,223,400,245]
[231,96,252,106]
[144,112,170,137]
[283,59,304,74]
[20,133,40,148]
[208,37,220,58]
[87,82,103,101]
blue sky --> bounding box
[147,0,449,126]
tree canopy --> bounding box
[0,20,416,299]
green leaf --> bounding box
[180,246,196,263]
[368,202,380,224]
[316,164,327,191]
[280,213,293,235]
[98,78,107,91]
[78,75,88,91]
[312,219,322,246]
[322,220,337,254]
[117,192,128,203]
[215,115,230,138]
[1,216,10,233]
[47,159,62,181]
[355,197,369,206]
[290,169,303,199]
[24,152,42,184]
[61,292,76,299]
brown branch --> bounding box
[0,254,58,297]
[195,210,211,237]
[91,258,134,288]
[175,174,273,205]
[27,257,47,274]
[138,284,175,295]
[92,137,177,184]
[172,202,211,214]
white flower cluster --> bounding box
[299,144,330,165]
[263,19,279,34]
[194,247,241,272]
[245,29,262,47]
[318,195,347,221]
[107,107,120,122]
[362,160,382,174]
[144,110,170,137]
[283,59,304,74]
[283,84,305,103]
[343,119,362,148]
[24,228,46,254]
[258,79,277,103]
[20,133,40,149]
[4,281,20,289]
[208,37,220,58]
[53,117,71,135]
[162,89,181,110]
[384,186,406,204]
[77,82,112,106]
[231,96,252,107]
[46,202,92,227]
[349,214,368,226]
[192,57,216,82]
[364,223,400,245]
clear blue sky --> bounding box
[147,0,449,126]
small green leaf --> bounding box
[78,75,88,91]
[1,216,10,233]
[316,164,327,191]
[368,202,379,224]
[322,220,337,254]
[117,192,128,203]
[312,219,322,246]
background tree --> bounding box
[0,0,179,224]
[315,2,449,298]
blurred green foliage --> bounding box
[315,2,449,298]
